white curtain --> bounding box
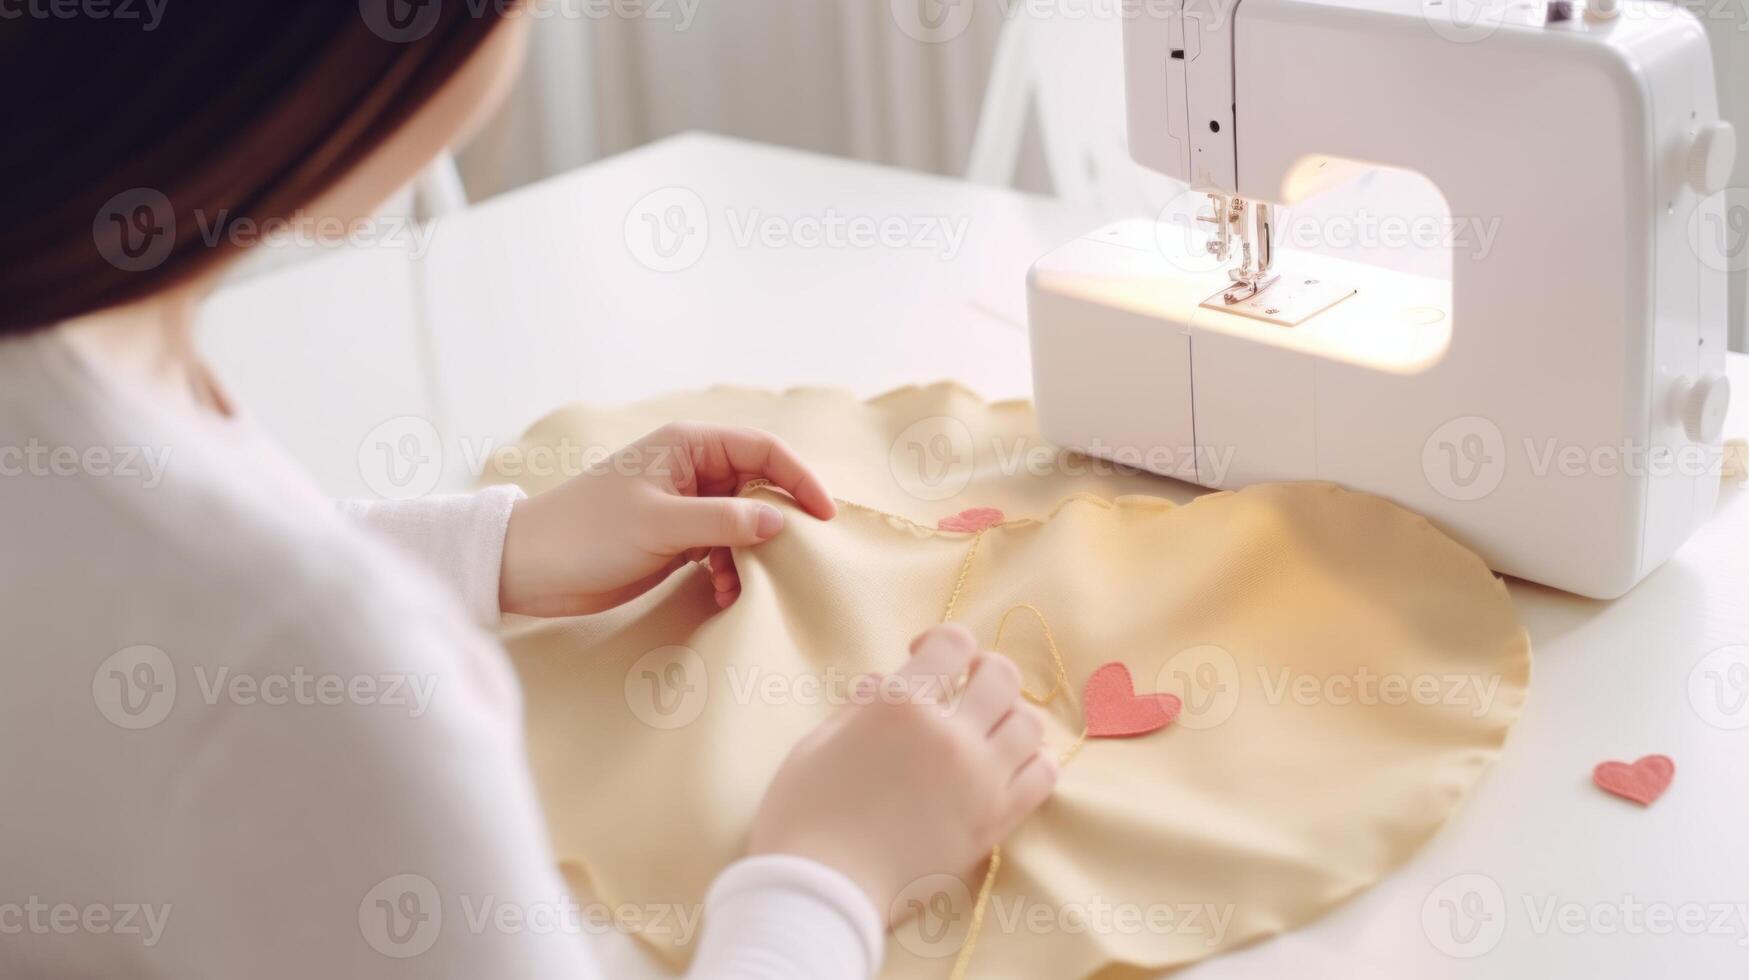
[458,0,1029,198]
[459,6,600,193]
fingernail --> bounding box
[755,504,784,539]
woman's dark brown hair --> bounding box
[0,1,515,335]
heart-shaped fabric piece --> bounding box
[1593,754,1675,806]
[938,507,1006,533]
[1083,662,1182,738]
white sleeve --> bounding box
[144,556,883,980]
[335,485,524,626]
[693,856,886,980]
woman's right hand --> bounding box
[748,624,1059,924]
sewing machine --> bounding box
[1029,0,1736,598]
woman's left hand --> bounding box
[497,423,837,618]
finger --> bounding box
[898,624,978,700]
[709,547,738,591]
[987,703,1046,767]
[1004,751,1060,824]
[709,547,740,608]
[656,496,786,551]
[704,426,838,521]
[955,652,1023,732]
[512,555,689,618]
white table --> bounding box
[203,134,1749,979]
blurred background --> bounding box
[207,0,1749,498]
[464,0,1749,204]
[249,0,1749,347]
[456,1,1044,202]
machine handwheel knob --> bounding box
[1688,122,1737,196]
[1682,372,1731,444]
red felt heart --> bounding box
[1593,754,1675,806]
[1083,662,1182,738]
[938,508,1005,533]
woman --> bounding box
[0,4,1056,977]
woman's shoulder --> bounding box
[0,412,521,776]
[0,371,473,673]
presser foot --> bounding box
[1222,274,1279,305]
[1201,276,1358,326]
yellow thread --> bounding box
[941,529,984,622]
[942,536,1089,980]
[1057,727,1090,767]
[992,604,1070,706]
[948,847,1002,980]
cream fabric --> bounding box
[492,384,1531,979]
[493,384,1191,515]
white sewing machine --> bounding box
[1029,0,1736,598]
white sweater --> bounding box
[0,331,883,979]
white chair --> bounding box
[965,2,1169,217]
